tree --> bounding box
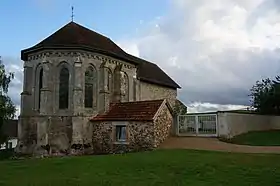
[0,56,16,144]
[249,76,280,115]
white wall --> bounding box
[217,112,280,138]
[269,116,280,130]
[0,139,18,150]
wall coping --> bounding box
[185,110,280,116]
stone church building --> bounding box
[17,21,183,155]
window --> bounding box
[38,68,43,110]
[84,66,95,108]
[5,142,12,149]
[105,68,113,92]
[105,68,113,101]
[106,68,112,92]
[7,142,12,149]
[116,125,127,142]
[59,67,69,109]
[120,72,129,102]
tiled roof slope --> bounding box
[90,100,165,121]
[21,22,180,89]
[126,54,181,89]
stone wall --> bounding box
[217,112,280,138]
[18,50,138,155]
[139,81,177,108]
[17,116,73,155]
[22,50,138,116]
[92,121,155,154]
[19,49,178,156]
[154,104,173,147]
[16,116,37,154]
[17,115,96,156]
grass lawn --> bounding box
[0,150,280,186]
[223,130,280,146]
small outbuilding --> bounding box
[90,99,173,154]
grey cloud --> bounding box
[4,0,280,113]
[137,45,280,106]
[119,0,280,110]
[187,103,247,113]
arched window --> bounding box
[59,67,69,109]
[38,68,43,110]
[84,66,95,108]
[121,71,129,102]
[106,68,112,92]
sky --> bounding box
[2,0,280,115]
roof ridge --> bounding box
[33,23,71,47]
[71,22,112,42]
[90,100,166,122]
[114,99,165,104]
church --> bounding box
[17,21,184,155]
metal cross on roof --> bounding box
[71,6,74,22]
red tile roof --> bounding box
[90,100,165,121]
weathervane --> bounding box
[71,6,74,22]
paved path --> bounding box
[160,137,280,154]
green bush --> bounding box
[0,149,15,160]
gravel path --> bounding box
[160,137,280,154]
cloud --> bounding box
[187,102,248,113]
[4,0,280,114]
[118,0,280,112]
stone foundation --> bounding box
[91,121,157,154]
[16,103,173,156]
[16,115,93,156]
[154,105,173,147]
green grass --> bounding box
[0,149,280,186]
[223,130,280,146]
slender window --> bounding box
[84,66,95,108]
[59,67,69,109]
[121,72,129,102]
[106,68,112,92]
[38,68,43,110]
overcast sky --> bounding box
[2,0,280,114]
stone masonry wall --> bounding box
[19,49,177,156]
[126,121,155,152]
[92,121,155,154]
[91,122,113,154]
[17,116,73,156]
[18,49,138,155]
[17,115,97,156]
[23,50,137,117]
[154,104,173,147]
[46,116,72,155]
[16,116,37,154]
[139,81,177,108]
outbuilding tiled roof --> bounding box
[21,22,180,89]
[90,100,165,121]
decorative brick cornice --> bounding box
[40,88,51,92]
[73,87,83,91]
[21,91,32,96]
[27,51,134,69]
